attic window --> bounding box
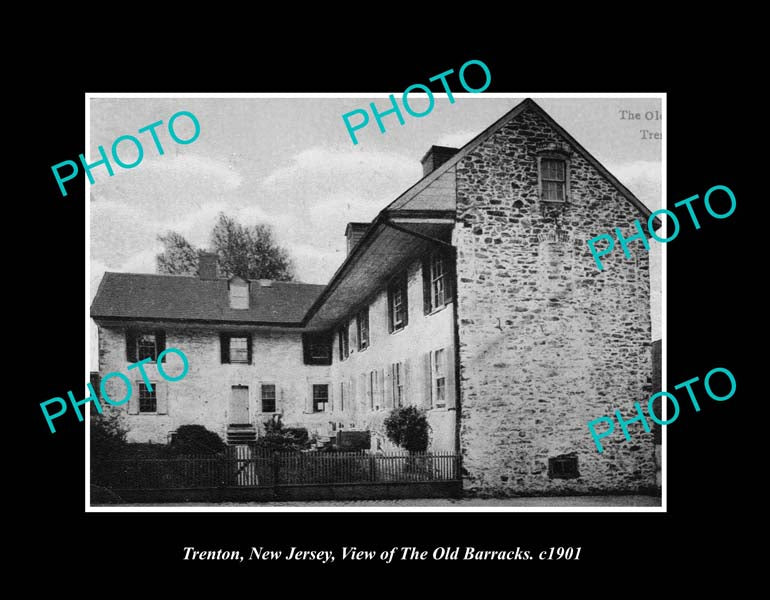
[229,278,249,309]
[548,454,579,479]
[538,156,570,203]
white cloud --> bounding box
[605,159,662,211]
[262,147,419,190]
[142,153,243,190]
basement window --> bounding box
[548,454,579,479]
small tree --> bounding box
[384,406,430,452]
[90,407,128,459]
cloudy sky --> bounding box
[88,95,663,346]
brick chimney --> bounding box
[198,252,218,280]
[420,145,459,177]
[345,223,369,255]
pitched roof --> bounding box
[90,272,325,326]
[383,98,656,222]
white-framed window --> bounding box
[137,333,158,362]
[230,336,249,364]
[388,273,408,332]
[260,384,276,413]
[139,383,157,413]
[357,307,370,350]
[431,254,446,309]
[313,384,329,413]
[338,323,349,360]
[539,157,568,202]
[432,349,447,409]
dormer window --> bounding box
[229,276,249,309]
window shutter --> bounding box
[220,333,230,364]
[446,345,457,409]
[305,384,314,413]
[128,384,140,415]
[126,329,137,363]
[156,382,168,415]
[387,286,394,333]
[424,352,433,409]
[359,373,367,411]
[329,383,335,413]
[422,254,432,314]
[278,386,284,414]
[348,378,355,408]
[155,330,166,363]
[378,369,385,409]
[384,366,394,409]
[246,334,253,365]
[401,274,409,327]
[403,360,411,407]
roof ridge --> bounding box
[103,271,324,287]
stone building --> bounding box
[91,98,658,495]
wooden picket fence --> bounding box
[92,448,459,491]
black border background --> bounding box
[27,40,748,584]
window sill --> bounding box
[357,344,370,353]
[390,325,407,336]
[427,301,453,317]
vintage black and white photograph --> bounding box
[87,94,664,509]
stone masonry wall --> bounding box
[454,105,656,495]
[98,325,330,444]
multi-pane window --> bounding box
[302,333,332,365]
[230,337,249,364]
[388,274,408,332]
[261,384,276,413]
[338,324,349,360]
[431,254,447,309]
[393,362,404,407]
[139,383,157,413]
[540,158,567,202]
[127,330,166,363]
[137,333,157,361]
[433,349,447,409]
[357,308,369,350]
[313,384,329,413]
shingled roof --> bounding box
[91,272,325,326]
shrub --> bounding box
[384,406,430,452]
[90,407,128,459]
[169,425,226,455]
[255,416,311,452]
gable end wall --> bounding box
[454,106,656,495]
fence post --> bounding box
[369,454,376,482]
[272,452,280,489]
